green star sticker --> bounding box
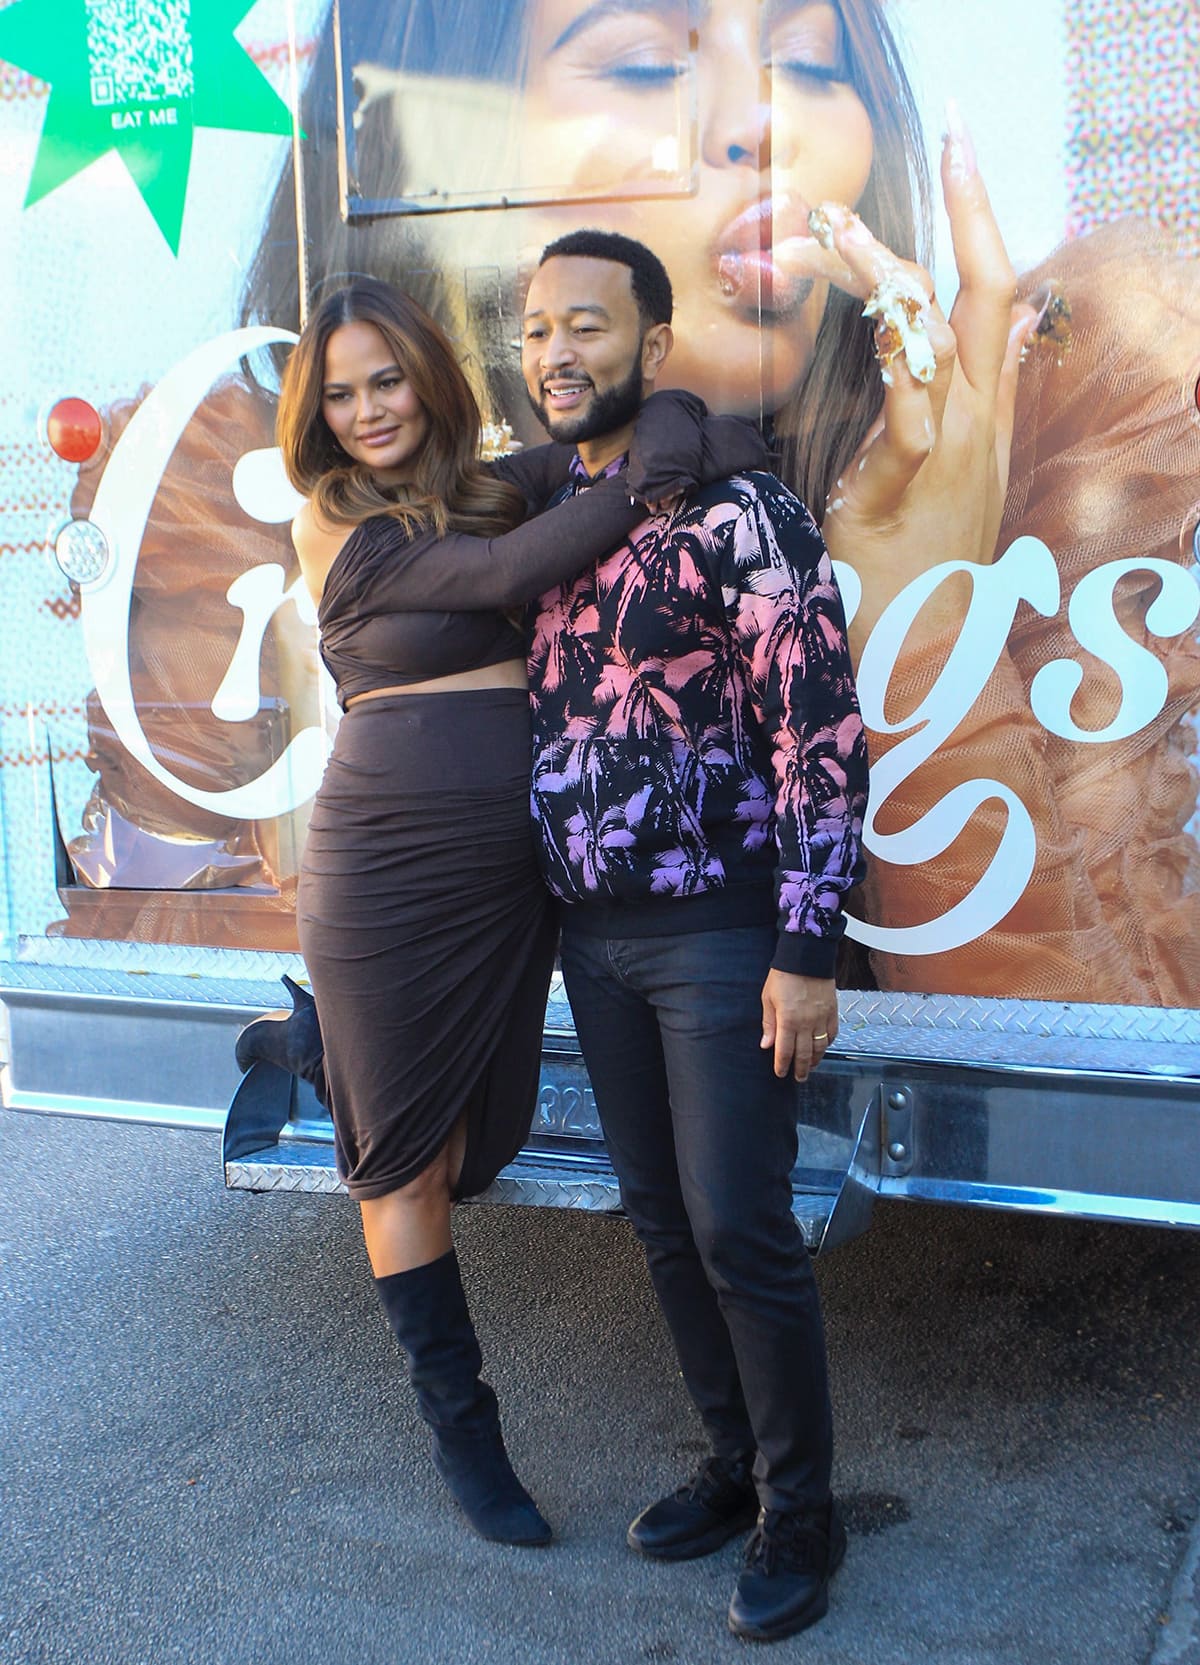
[0,0,294,254]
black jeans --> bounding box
[559,924,833,1513]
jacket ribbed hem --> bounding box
[558,883,774,941]
[558,886,843,977]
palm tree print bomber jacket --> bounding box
[528,454,869,979]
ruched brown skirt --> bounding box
[296,689,555,1200]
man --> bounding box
[238,230,867,1643]
[519,229,867,1642]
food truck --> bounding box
[1,0,1198,1246]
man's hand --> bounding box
[760,971,838,1081]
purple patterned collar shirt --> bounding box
[527,453,869,977]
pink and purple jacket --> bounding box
[529,455,869,977]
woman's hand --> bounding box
[810,107,1039,662]
[627,388,767,510]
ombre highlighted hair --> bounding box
[276,278,524,538]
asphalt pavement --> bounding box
[2,1110,1199,1665]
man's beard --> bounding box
[527,355,645,447]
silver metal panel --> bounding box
[0,989,256,1124]
[812,1053,1200,1232]
[877,1177,1200,1232]
[0,1087,226,1134]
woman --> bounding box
[252,275,755,1546]
[238,0,1200,1005]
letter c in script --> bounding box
[80,327,329,819]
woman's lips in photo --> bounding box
[714,195,821,314]
[359,427,400,448]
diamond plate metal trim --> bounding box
[552,979,1200,1052]
[223,1146,836,1245]
[832,1026,1200,1078]
[470,1170,625,1213]
[8,948,1198,1048]
[11,934,305,985]
[838,990,1200,1044]
[225,1158,349,1195]
[0,963,296,1007]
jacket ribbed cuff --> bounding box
[770,930,838,979]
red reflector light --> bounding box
[47,397,104,463]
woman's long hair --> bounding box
[277,278,525,537]
[775,0,932,517]
[246,0,928,520]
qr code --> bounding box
[86,0,194,108]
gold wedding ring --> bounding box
[813,1032,829,1042]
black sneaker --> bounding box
[627,1454,758,1561]
[727,1499,847,1642]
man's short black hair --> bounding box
[538,229,673,328]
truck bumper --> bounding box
[5,972,1200,1248]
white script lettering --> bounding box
[834,539,1200,954]
[80,326,329,821]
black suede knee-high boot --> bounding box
[235,976,330,1107]
[375,1249,552,1546]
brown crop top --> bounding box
[317,471,649,710]
[319,548,526,706]
[312,392,770,709]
